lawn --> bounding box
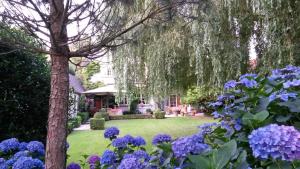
[67,117,215,163]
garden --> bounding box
[1,0,300,169]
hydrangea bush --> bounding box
[2,65,300,168]
[0,138,45,169]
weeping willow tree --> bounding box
[112,0,300,101]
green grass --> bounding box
[67,117,214,163]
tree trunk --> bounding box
[46,0,69,168]
[46,55,69,169]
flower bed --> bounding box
[109,114,153,120]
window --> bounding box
[169,95,177,107]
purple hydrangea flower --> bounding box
[248,124,300,161]
[172,134,210,158]
[88,155,100,165]
[26,141,45,155]
[224,80,237,90]
[0,138,19,153]
[152,134,172,145]
[12,157,44,169]
[101,150,116,165]
[133,150,150,161]
[112,137,128,148]
[132,136,146,147]
[240,78,258,88]
[104,127,120,139]
[117,157,146,169]
[67,162,81,169]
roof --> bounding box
[83,84,117,95]
[69,74,85,94]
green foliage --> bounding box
[76,61,103,90]
[112,0,300,102]
[200,66,300,168]
[94,109,109,121]
[0,40,50,142]
[77,112,89,123]
[90,118,105,130]
[189,140,238,169]
[153,110,165,119]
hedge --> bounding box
[109,114,153,120]
[90,118,105,130]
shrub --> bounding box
[109,114,152,120]
[90,118,105,130]
[0,43,50,142]
[77,112,89,123]
[94,110,109,121]
[153,110,165,119]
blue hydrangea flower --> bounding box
[133,150,150,161]
[152,134,172,145]
[0,158,8,169]
[198,123,218,136]
[104,127,120,139]
[209,101,223,108]
[132,136,146,147]
[117,157,146,169]
[18,142,28,151]
[123,154,136,159]
[220,121,234,137]
[124,135,134,144]
[249,124,300,161]
[269,91,297,102]
[12,157,44,169]
[224,80,237,90]
[5,159,15,167]
[101,150,116,165]
[283,79,300,88]
[239,73,257,80]
[240,78,258,88]
[0,138,19,153]
[26,141,44,154]
[112,137,128,148]
[66,162,81,169]
[212,111,223,119]
[172,134,210,158]
[12,151,29,160]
